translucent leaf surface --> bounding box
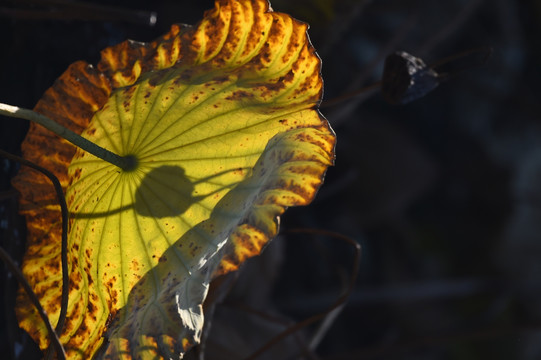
[13,0,335,358]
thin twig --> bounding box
[308,297,347,351]
[319,0,373,58]
[243,229,361,360]
[418,0,485,57]
[0,245,66,359]
[222,302,315,359]
[320,81,381,109]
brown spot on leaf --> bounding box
[233,167,244,176]
[72,168,82,181]
[225,90,253,100]
[88,301,95,314]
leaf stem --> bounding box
[0,102,137,171]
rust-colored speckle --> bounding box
[225,90,254,100]
[88,301,95,314]
[233,167,244,175]
[203,12,227,59]
[73,168,82,181]
[111,291,118,306]
[131,259,140,272]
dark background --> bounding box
[1,0,541,359]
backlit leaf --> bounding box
[13,0,335,358]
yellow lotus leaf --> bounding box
[13,0,335,358]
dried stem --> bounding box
[0,148,70,359]
[244,229,361,360]
[0,102,137,171]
